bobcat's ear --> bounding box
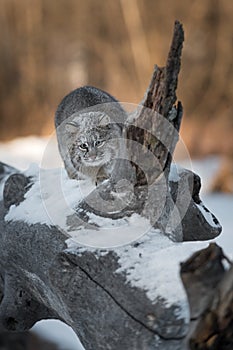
[65,122,78,134]
[99,114,110,126]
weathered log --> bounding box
[0,183,191,350]
[0,172,228,349]
[0,162,222,350]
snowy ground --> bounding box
[0,136,232,350]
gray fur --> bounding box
[55,86,127,184]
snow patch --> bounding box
[4,165,152,247]
[5,166,94,228]
[197,202,221,228]
[70,212,152,248]
[67,229,210,322]
[115,233,210,319]
[31,319,84,350]
[169,163,181,182]
[0,136,49,171]
[5,166,52,225]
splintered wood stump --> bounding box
[127,20,184,185]
[0,21,226,350]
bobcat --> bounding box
[55,86,126,184]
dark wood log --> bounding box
[181,243,233,349]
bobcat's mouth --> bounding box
[83,156,105,166]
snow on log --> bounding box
[0,159,223,350]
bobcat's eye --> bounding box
[95,140,105,148]
[79,143,88,151]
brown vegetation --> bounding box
[0,0,232,158]
[211,155,233,193]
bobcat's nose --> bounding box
[88,149,97,160]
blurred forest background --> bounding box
[0,2,232,349]
[0,0,232,158]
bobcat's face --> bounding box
[70,130,119,168]
[65,112,122,170]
